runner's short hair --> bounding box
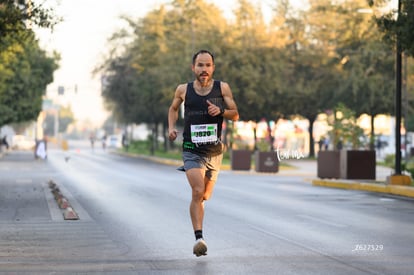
[192,50,214,65]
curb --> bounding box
[312,179,414,198]
[63,207,79,220]
[48,180,79,220]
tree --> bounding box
[283,0,346,156]
[220,0,288,151]
[97,0,404,157]
[99,0,230,152]
[0,30,59,125]
[0,0,59,37]
[373,0,414,57]
[0,0,60,126]
[331,1,395,149]
[300,0,395,153]
[284,49,340,156]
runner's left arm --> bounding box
[220,82,239,121]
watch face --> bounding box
[220,106,225,115]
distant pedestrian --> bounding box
[323,136,330,150]
[336,139,343,150]
[122,132,128,150]
[318,136,325,152]
[102,134,107,151]
[1,135,9,150]
[35,139,47,159]
[89,134,95,150]
[376,135,383,158]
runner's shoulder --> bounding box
[176,83,188,94]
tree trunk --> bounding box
[253,123,258,151]
[163,121,168,152]
[307,116,316,158]
[370,114,376,150]
[150,122,156,155]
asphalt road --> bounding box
[0,141,413,274]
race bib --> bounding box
[190,123,218,144]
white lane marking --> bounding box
[296,214,348,228]
[379,198,395,202]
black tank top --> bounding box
[182,80,224,156]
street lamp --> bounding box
[387,0,411,185]
[359,2,410,184]
[394,0,402,175]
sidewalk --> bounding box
[0,151,57,222]
[0,150,80,223]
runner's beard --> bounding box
[197,73,211,86]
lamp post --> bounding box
[358,2,410,184]
[387,0,411,185]
[394,0,402,175]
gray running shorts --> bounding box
[182,151,223,181]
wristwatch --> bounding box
[219,106,225,116]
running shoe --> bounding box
[193,238,207,257]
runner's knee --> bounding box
[192,187,205,201]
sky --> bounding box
[35,0,305,127]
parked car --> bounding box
[12,135,36,150]
[106,134,122,149]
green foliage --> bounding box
[255,139,272,152]
[95,0,408,155]
[100,0,229,127]
[127,140,166,156]
[384,154,414,179]
[328,103,367,149]
[0,31,59,125]
[405,157,414,178]
[0,0,60,35]
[0,0,60,126]
[373,0,414,57]
[383,153,395,167]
